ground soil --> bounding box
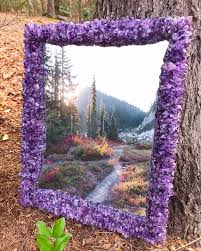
[0,13,198,251]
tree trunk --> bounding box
[27,0,35,15]
[95,0,201,245]
[78,0,82,22]
[55,0,60,15]
[47,0,55,17]
[40,0,47,15]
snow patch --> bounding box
[119,128,154,144]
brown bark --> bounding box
[95,0,201,245]
[55,0,60,15]
[27,0,35,15]
[78,0,82,22]
[40,0,47,14]
[47,0,55,17]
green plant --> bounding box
[36,217,72,251]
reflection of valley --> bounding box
[39,44,160,216]
[40,134,152,216]
[86,144,151,216]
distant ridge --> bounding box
[77,87,146,130]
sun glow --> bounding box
[64,86,78,105]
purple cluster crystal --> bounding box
[20,17,192,244]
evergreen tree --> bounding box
[44,45,55,107]
[107,112,118,140]
[60,47,73,120]
[69,103,80,134]
[54,49,62,112]
[58,103,79,135]
[59,46,80,135]
[90,76,97,138]
[44,45,62,113]
[86,100,92,137]
[99,100,105,137]
[104,111,110,138]
[44,45,80,146]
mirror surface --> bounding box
[39,42,168,216]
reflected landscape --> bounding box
[39,43,168,215]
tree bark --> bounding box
[78,0,82,22]
[95,0,201,245]
[27,0,35,15]
[40,0,47,15]
[47,0,56,17]
[55,0,60,15]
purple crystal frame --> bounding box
[21,17,192,244]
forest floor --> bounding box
[0,13,199,251]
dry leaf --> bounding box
[3,72,14,79]
[150,249,169,251]
[2,134,9,141]
[5,108,11,113]
[102,243,111,249]
[25,213,33,218]
[82,237,94,245]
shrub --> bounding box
[46,143,70,156]
[45,135,113,161]
[84,138,113,160]
[69,137,113,161]
[81,144,103,161]
[71,146,84,158]
[40,167,63,190]
[47,153,74,162]
[135,143,153,150]
[63,134,78,146]
[114,176,147,193]
[134,208,146,216]
[95,138,113,157]
[119,154,150,163]
[108,163,148,214]
[41,167,61,183]
[39,161,114,198]
[128,195,146,207]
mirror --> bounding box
[39,42,168,216]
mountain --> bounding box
[118,101,156,144]
[136,101,156,134]
[77,87,146,131]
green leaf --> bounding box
[54,233,72,251]
[52,218,65,238]
[36,221,52,238]
[36,235,53,251]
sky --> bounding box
[47,41,168,112]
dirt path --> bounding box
[85,145,125,203]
